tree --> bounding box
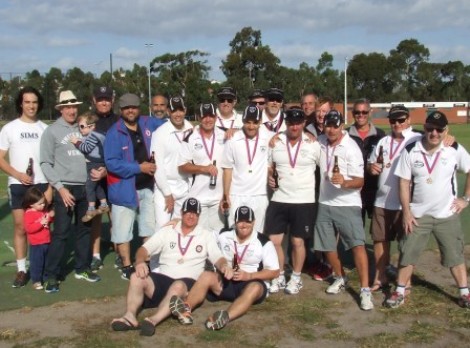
[42,67,63,120]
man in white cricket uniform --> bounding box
[261,88,286,133]
[215,87,243,131]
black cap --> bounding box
[234,206,255,223]
[242,105,261,123]
[323,109,344,127]
[388,105,409,119]
[168,96,186,112]
[264,88,284,101]
[284,109,305,123]
[199,103,216,117]
[425,111,448,128]
[93,86,113,100]
[217,87,237,100]
[249,89,265,100]
[181,197,201,215]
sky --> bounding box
[0,0,469,83]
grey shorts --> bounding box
[370,207,404,242]
[399,214,465,268]
[314,204,365,251]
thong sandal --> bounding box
[371,281,389,292]
[111,317,140,331]
[140,318,156,337]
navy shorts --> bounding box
[264,201,315,239]
[206,279,268,305]
[142,273,195,309]
[8,183,49,209]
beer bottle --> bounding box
[332,155,340,174]
[272,162,279,189]
[149,151,156,163]
[376,145,384,169]
[232,254,240,271]
[209,160,217,187]
[26,158,34,177]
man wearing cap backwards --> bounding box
[261,87,286,133]
[169,206,279,331]
[151,94,169,119]
[111,197,232,336]
[265,109,321,295]
[314,109,374,311]
[40,90,100,292]
[178,103,226,233]
[248,89,266,111]
[385,111,470,309]
[0,86,51,288]
[367,106,421,291]
[346,98,386,223]
[220,105,274,234]
[150,96,194,231]
[216,87,243,131]
[104,93,165,280]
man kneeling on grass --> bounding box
[110,197,232,336]
[170,206,280,330]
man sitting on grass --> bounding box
[110,197,232,336]
[169,206,279,330]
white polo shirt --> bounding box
[178,126,226,206]
[215,109,243,130]
[0,118,48,185]
[261,110,286,133]
[318,131,364,207]
[151,120,193,197]
[369,127,422,210]
[143,222,224,280]
[395,140,470,219]
[269,132,320,203]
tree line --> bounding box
[1,27,469,120]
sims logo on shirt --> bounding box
[20,132,39,139]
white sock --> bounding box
[459,287,469,296]
[17,258,27,273]
[360,287,371,293]
[291,271,301,279]
[396,285,406,296]
[93,253,101,260]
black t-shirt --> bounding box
[128,126,153,190]
[95,111,119,135]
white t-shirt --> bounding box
[151,120,193,197]
[318,131,364,207]
[178,126,226,206]
[215,109,243,130]
[0,118,48,185]
[369,127,422,210]
[261,110,286,133]
[220,127,273,196]
[395,140,470,219]
[143,221,224,280]
[269,132,320,203]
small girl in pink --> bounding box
[23,187,54,290]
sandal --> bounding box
[140,318,156,336]
[111,317,140,331]
[370,281,389,292]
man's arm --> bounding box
[222,168,233,209]
[133,246,150,279]
[399,177,417,234]
[0,149,32,185]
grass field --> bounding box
[0,124,469,312]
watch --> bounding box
[462,196,470,203]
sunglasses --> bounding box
[353,110,369,116]
[268,98,283,103]
[61,99,78,104]
[254,101,265,106]
[389,118,407,125]
[219,98,234,103]
[79,123,94,129]
[424,125,446,133]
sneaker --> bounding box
[169,295,193,325]
[82,209,99,222]
[458,293,470,308]
[360,290,374,311]
[75,269,101,282]
[114,255,123,270]
[12,271,28,288]
[98,204,110,214]
[285,277,303,295]
[205,310,229,330]
[385,291,405,308]
[90,257,104,272]
[269,275,286,293]
[121,265,135,281]
[326,276,347,294]
[312,263,333,281]
[44,279,60,293]
[32,282,43,290]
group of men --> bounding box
[1,84,469,336]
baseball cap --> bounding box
[234,206,255,223]
[93,86,113,100]
[242,105,261,123]
[284,109,305,124]
[249,89,265,100]
[217,87,237,100]
[425,111,448,128]
[199,103,216,117]
[168,96,186,112]
[264,87,284,101]
[323,109,344,127]
[181,197,201,215]
[118,93,140,109]
[388,105,409,119]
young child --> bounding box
[70,112,109,222]
[23,187,54,290]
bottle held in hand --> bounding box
[209,160,217,187]
[26,158,34,178]
[272,162,279,189]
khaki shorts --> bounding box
[399,214,465,268]
[370,207,404,242]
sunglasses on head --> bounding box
[389,118,407,125]
[219,98,234,103]
[353,110,369,116]
[424,125,446,133]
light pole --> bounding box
[144,43,154,115]
[344,56,349,125]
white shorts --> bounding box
[154,187,188,231]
